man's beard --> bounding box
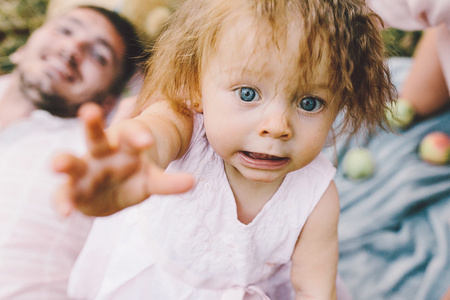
[19,73,82,118]
[35,93,81,118]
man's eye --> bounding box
[58,27,72,36]
[299,97,323,112]
[91,49,107,66]
[235,87,260,102]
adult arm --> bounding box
[366,0,450,117]
[400,27,450,116]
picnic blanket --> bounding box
[323,57,450,300]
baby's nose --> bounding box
[258,105,292,140]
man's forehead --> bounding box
[52,8,110,32]
[50,8,125,62]
[59,14,85,28]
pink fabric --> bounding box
[68,114,343,300]
[220,285,271,300]
[367,0,450,94]
[0,108,94,299]
[367,0,450,30]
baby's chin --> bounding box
[228,164,288,185]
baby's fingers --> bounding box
[53,182,76,217]
[78,103,111,157]
[52,153,88,216]
[116,120,154,155]
[52,152,87,178]
[148,168,196,195]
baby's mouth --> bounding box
[243,151,286,161]
[239,151,290,169]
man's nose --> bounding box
[258,102,293,140]
[59,38,84,67]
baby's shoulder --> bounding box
[294,153,336,181]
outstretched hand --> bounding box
[53,103,195,217]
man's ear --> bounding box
[9,46,25,64]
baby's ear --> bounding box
[192,98,203,113]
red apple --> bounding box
[419,131,450,165]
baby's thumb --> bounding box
[148,169,196,195]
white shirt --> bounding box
[0,109,94,299]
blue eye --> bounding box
[299,97,323,112]
[235,87,260,102]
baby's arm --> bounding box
[109,95,137,125]
[53,101,195,217]
[290,181,340,300]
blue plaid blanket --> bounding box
[323,57,450,300]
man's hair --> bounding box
[80,5,145,96]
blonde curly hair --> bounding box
[136,0,396,137]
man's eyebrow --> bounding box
[65,16,83,27]
[65,16,120,64]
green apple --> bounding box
[386,98,416,128]
[419,131,450,165]
[343,147,376,180]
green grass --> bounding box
[382,28,422,57]
[0,0,49,74]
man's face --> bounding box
[11,8,126,116]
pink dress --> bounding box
[68,114,342,300]
[367,0,450,91]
